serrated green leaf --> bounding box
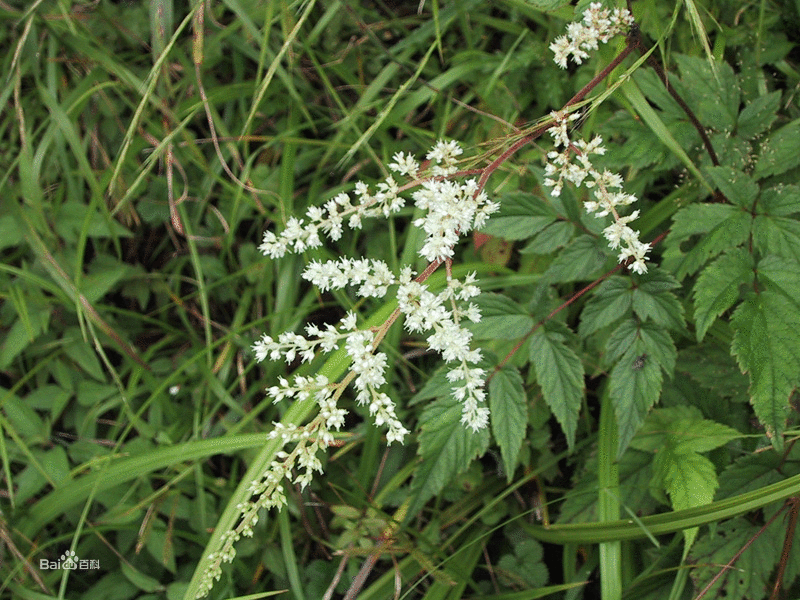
[631,406,741,454]
[675,206,751,280]
[608,331,668,456]
[408,365,453,406]
[543,235,609,283]
[737,90,780,139]
[406,396,490,519]
[715,450,788,501]
[558,450,655,524]
[631,268,685,332]
[690,517,782,600]
[520,220,575,255]
[578,276,632,338]
[675,346,750,403]
[754,119,800,179]
[752,213,800,263]
[664,203,744,279]
[731,291,800,449]
[705,166,759,208]
[529,323,584,449]
[652,449,717,547]
[653,449,718,510]
[758,184,800,217]
[674,54,739,132]
[489,366,527,481]
[479,191,557,241]
[757,254,800,310]
[466,293,533,340]
[409,366,452,405]
[604,320,676,376]
[693,248,754,341]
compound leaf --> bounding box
[731,290,800,450]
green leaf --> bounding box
[409,366,452,405]
[0,215,24,250]
[528,323,584,449]
[2,391,46,441]
[406,395,490,519]
[489,366,528,481]
[578,276,632,338]
[757,184,800,217]
[83,255,134,303]
[63,329,106,381]
[653,450,717,511]
[604,320,676,376]
[478,191,557,240]
[674,54,739,132]
[558,450,655,524]
[675,345,749,403]
[523,0,569,10]
[715,448,793,501]
[497,538,548,588]
[754,119,800,179]
[466,293,533,340]
[0,307,50,369]
[630,406,741,455]
[737,90,780,139]
[607,321,676,456]
[543,235,610,283]
[631,268,685,332]
[705,166,759,208]
[731,291,800,449]
[692,248,754,341]
[752,213,800,263]
[664,203,749,279]
[652,449,717,547]
[690,516,783,600]
[520,220,575,255]
[121,561,164,593]
[757,254,800,309]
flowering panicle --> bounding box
[550,2,634,69]
[543,109,650,274]
[255,141,497,436]
[258,140,487,260]
[195,410,336,598]
[198,7,650,595]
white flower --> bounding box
[388,151,419,177]
[542,111,649,273]
[550,2,634,69]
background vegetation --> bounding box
[2,0,800,599]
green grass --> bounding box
[3,1,800,599]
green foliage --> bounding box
[3,1,800,600]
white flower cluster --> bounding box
[195,412,333,599]
[550,2,634,69]
[252,141,496,438]
[544,110,649,274]
[258,140,496,262]
[397,269,488,431]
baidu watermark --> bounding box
[40,550,100,571]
